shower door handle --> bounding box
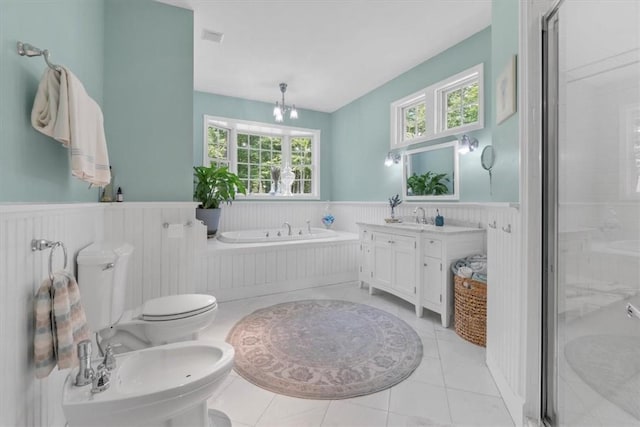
[626,303,640,320]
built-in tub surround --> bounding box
[196,231,359,301]
[218,227,334,244]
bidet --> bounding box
[62,340,234,427]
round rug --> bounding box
[226,299,423,399]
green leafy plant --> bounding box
[407,172,450,196]
[193,165,247,209]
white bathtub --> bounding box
[217,227,335,244]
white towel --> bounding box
[31,67,111,186]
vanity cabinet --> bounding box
[357,223,485,327]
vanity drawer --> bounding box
[374,232,415,249]
[423,238,442,258]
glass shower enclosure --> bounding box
[543,0,640,425]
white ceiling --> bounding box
[156,0,492,113]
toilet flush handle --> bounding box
[102,263,115,271]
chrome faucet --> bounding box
[75,340,94,387]
[413,207,427,224]
[282,222,292,236]
[306,219,311,234]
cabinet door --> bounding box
[373,240,393,288]
[393,243,416,296]
[422,256,442,306]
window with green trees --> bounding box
[443,80,479,130]
[390,64,483,148]
[206,125,229,167]
[204,116,319,198]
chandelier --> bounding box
[272,82,298,122]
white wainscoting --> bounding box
[0,200,525,427]
[486,206,525,425]
[195,235,359,301]
[0,204,103,427]
[103,203,205,310]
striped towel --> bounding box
[31,67,111,186]
[34,271,91,379]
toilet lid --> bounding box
[141,294,217,321]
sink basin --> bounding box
[63,340,234,426]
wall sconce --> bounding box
[385,152,401,167]
[458,134,479,155]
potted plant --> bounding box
[407,172,450,195]
[193,165,246,236]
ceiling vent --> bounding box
[202,29,224,44]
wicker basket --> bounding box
[454,275,487,347]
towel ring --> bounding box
[31,239,68,282]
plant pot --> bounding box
[195,208,221,237]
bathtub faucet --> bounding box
[306,220,311,234]
[282,222,292,236]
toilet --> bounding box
[77,242,217,351]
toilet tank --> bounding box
[77,242,134,331]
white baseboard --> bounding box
[487,353,526,427]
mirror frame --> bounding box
[402,140,460,201]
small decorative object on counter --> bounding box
[388,194,402,221]
[281,163,295,196]
[435,209,444,226]
[116,187,123,202]
[321,205,335,229]
[269,166,280,195]
[100,166,114,202]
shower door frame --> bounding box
[541,1,564,425]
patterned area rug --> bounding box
[226,299,423,399]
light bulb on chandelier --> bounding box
[273,82,298,122]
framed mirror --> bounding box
[402,140,459,201]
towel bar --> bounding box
[17,41,62,72]
[32,239,68,282]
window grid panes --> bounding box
[444,81,479,131]
[207,125,229,167]
[291,137,313,194]
[402,101,426,141]
[236,133,283,195]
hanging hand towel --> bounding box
[34,271,91,379]
[31,67,111,186]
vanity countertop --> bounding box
[356,222,485,235]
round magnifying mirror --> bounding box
[481,145,495,170]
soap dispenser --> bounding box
[435,209,444,227]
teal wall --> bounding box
[194,91,333,200]
[329,27,494,202]
[0,0,105,202]
[104,0,194,201]
[491,0,519,202]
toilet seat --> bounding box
[141,294,217,322]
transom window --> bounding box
[402,98,427,142]
[204,116,320,199]
[391,63,484,148]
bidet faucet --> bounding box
[282,222,292,236]
[75,340,94,387]
[413,207,427,224]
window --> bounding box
[203,116,320,199]
[436,65,483,134]
[402,98,427,141]
[206,125,229,167]
[390,63,484,149]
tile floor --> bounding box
[202,282,514,427]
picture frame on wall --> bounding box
[496,55,517,125]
